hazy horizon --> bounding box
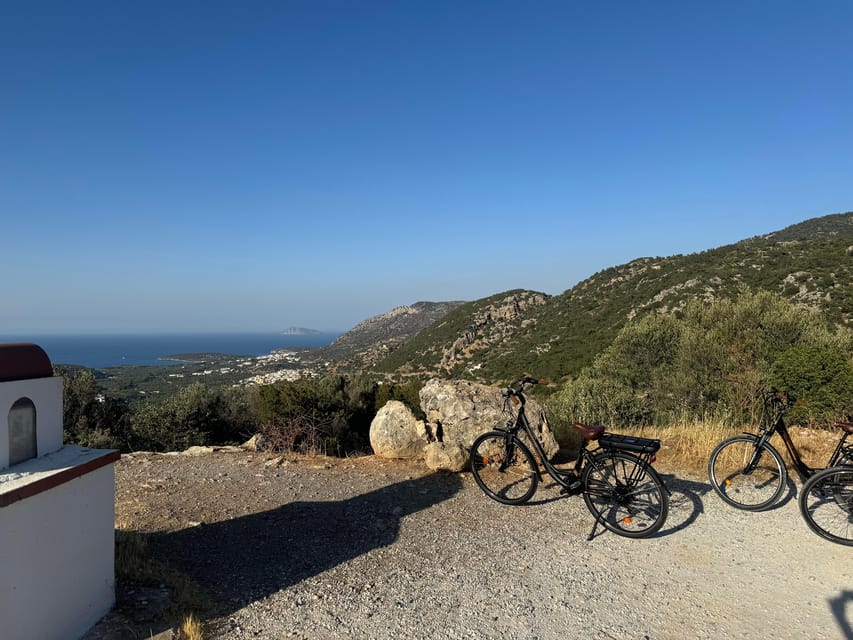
[0,328,346,337]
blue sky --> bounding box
[2,1,851,334]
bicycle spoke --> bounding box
[708,436,786,510]
[799,466,853,546]
[470,432,538,505]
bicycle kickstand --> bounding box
[587,517,601,541]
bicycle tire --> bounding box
[470,431,538,505]
[581,450,669,538]
[798,465,853,547]
[708,436,787,511]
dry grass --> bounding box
[178,613,204,640]
[115,521,210,639]
[613,421,844,476]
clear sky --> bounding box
[2,1,851,334]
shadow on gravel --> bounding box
[768,476,798,510]
[506,472,714,539]
[830,590,853,640]
[652,474,713,537]
[147,472,462,617]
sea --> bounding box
[0,332,341,369]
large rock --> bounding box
[369,400,428,459]
[418,378,559,471]
[424,442,468,472]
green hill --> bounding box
[374,211,853,384]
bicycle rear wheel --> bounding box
[708,436,787,511]
[798,465,853,547]
[470,431,538,505]
[582,450,669,538]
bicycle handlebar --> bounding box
[502,375,550,407]
[516,375,549,388]
[765,388,802,407]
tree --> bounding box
[55,366,130,449]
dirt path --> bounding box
[86,450,852,640]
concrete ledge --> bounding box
[0,446,120,508]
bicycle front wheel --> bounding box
[470,431,538,505]
[708,436,787,511]
[798,465,853,547]
[582,451,669,538]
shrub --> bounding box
[552,289,853,428]
[770,345,853,424]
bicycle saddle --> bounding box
[572,423,605,441]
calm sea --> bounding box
[0,333,340,369]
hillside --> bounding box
[308,301,465,371]
[373,211,853,384]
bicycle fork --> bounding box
[743,435,769,476]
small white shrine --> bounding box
[0,343,119,640]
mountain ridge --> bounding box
[363,211,852,384]
[312,301,465,371]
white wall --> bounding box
[0,461,116,640]
[0,376,63,470]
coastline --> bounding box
[6,332,341,369]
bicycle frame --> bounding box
[499,387,637,492]
[744,394,850,483]
[498,386,666,539]
[745,413,815,483]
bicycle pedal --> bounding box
[560,479,582,495]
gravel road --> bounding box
[92,451,851,640]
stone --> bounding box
[183,446,215,456]
[424,442,468,472]
[242,433,268,452]
[369,400,428,459]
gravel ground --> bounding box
[88,450,852,640]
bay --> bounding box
[0,332,340,369]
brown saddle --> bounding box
[572,423,605,441]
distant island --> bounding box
[281,327,321,335]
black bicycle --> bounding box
[708,390,852,512]
[469,376,670,540]
[797,426,853,547]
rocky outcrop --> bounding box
[318,301,464,370]
[368,378,559,472]
[438,292,549,372]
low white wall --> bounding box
[0,451,116,640]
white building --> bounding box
[0,343,119,640]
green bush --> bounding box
[770,345,853,424]
[251,375,384,455]
[553,289,853,428]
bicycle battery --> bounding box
[598,433,661,455]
